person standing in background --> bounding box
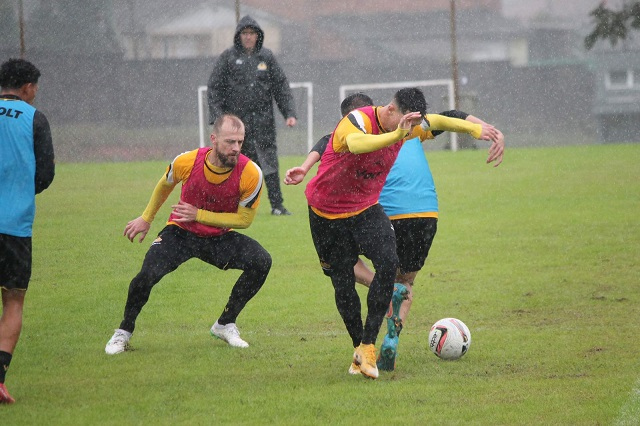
[207,15,297,216]
[0,58,55,404]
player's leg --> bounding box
[354,205,398,345]
[198,231,272,348]
[0,234,32,403]
[308,207,365,374]
[106,226,193,354]
[0,289,24,404]
[353,206,398,378]
[393,217,438,328]
[354,258,374,286]
[394,271,417,324]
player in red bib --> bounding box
[304,88,498,379]
[105,114,271,354]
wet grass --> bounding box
[2,143,639,424]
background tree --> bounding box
[28,0,122,56]
[585,1,640,49]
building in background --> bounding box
[588,36,640,142]
[1,0,637,162]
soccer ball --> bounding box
[428,318,472,360]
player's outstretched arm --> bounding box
[464,115,504,167]
[284,151,321,185]
[124,216,151,243]
[284,167,308,185]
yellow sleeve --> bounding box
[140,175,177,223]
[195,205,256,229]
[346,128,409,154]
[193,160,263,229]
[332,109,409,154]
[140,150,197,223]
[409,114,482,141]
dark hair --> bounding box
[394,87,428,116]
[0,58,41,89]
[340,92,374,116]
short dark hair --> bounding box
[394,87,428,116]
[0,58,41,90]
[340,92,374,116]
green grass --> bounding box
[2,144,639,424]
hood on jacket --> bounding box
[233,15,264,53]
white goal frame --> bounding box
[339,79,458,151]
[197,82,314,151]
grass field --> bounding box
[2,143,639,425]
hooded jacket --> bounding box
[207,15,296,129]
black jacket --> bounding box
[207,15,296,127]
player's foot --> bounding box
[377,332,399,371]
[348,350,361,375]
[354,343,378,379]
[271,205,292,216]
[105,329,132,355]
[0,383,15,404]
[210,321,249,348]
[378,284,406,371]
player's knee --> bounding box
[253,250,272,275]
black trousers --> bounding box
[119,225,272,333]
[241,121,283,209]
[308,204,398,347]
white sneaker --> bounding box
[210,321,249,348]
[105,329,132,355]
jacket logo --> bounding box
[257,62,267,71]
[235,59,243,65]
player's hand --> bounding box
[286,117,297,127]
[284,167,307,185]
[171,200,198,222]
[398,112,423,132]
[478,123,499,141]
[486,129,505,167]
[124,216,151,243]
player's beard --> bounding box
[215,147,238,168]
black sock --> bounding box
[0,351,12,384]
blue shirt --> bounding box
[0,97,37,237]
[379,137,438,219]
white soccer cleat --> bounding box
[210,321,249,348]
[105,329,132,355]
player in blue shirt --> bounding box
[0,58,55,404]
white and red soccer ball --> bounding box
[428,318,472,360]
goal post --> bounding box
[197,82,314,151]
[339,79,458,151]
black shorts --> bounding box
[0,233,32,291]
[309,204,398,276]
[392,217,438,274]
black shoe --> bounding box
[271,205,292,216]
